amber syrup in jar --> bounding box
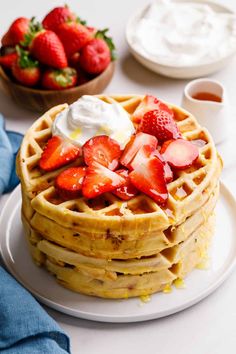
[192,92,222,103]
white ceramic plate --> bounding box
[1,183,236,323]
[126,0,236,79]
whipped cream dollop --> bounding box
[131,0,236,66]
[52,95,135,148]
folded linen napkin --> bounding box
[0,114,23,194]
[0,267,71,354]
[0,115,70,353]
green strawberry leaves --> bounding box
[95,28,116,60]
[53,68,76,87]
[76,16,87,26]
[16,45,39,68]
[21,17,43,47]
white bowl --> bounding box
[126,0,236,79]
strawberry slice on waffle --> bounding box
[39,136,81,171]
[82,162,125,199]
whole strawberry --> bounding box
[29,29,67,69]
[69,52,80,68]
[55,22,92,58]
[0,52,17,69]
[42,6,76,32]
[41,67,77,90]
[12,46,40,87]
[132,95,164,124]
[139,107,181,142]
[2,17,29,46]
[79,38,111,74]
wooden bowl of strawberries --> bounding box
[0,6,116,112]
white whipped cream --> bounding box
[52,95,135,148]
[131,0,236,66]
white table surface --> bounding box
[1,0,236,353]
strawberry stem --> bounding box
[95,28,116,60]
[76,16,87,26]
[16,45,39,68]
[53,68,76,87]
[21,17,42,47]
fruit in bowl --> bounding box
[0,6,116,111]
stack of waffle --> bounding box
[16,95,222,299]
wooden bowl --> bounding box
[0,62,115,112]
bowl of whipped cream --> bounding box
[126,0,236,78]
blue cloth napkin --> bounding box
[0,267,71,353]
[0,115,71,353]
[0,114,23,194]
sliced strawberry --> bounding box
[163,162,173,183]
[131,146,173,183]
[83,135,122,171]
[129,157,168,205]
[82,162,125,199]
[139,106,181,142]
[55,166,86,200]
[130,145,153,170]
[132,95,163,124]
[112,169,138,200]
[120,132,157,169]
[39,136,81,172]
[152,150,173,183]
[161,139,199,170]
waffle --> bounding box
[23,212,215,298]
[26,183,219,259]
[16,95,222,298]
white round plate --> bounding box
[126,0,236,79]
[1,183,236,323]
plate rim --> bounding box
[1,182,236,323]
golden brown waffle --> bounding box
[25,183,219,259]
[23,212,215,299]
[17,95,221,232]
[16,95,222,298]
